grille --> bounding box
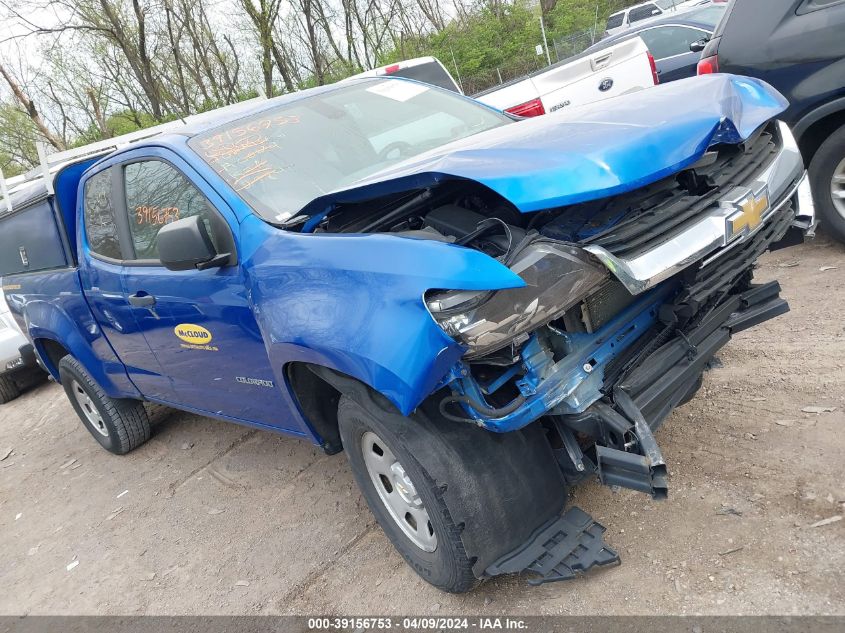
[602,199,796,388]
[545,123,781,259]
[676,198,796,316]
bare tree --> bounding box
[0,59,66,150]
[239,0,293,94]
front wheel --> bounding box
[338,395,479,593]
[809,123,845,243]
[58,356,151,454]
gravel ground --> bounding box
[0,236,843,616]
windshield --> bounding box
[188,79,509,223]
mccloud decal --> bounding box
[174,323,219,351]
[174,323,213,344]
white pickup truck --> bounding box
[353,39,658,118]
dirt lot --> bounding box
[1,236,843,616]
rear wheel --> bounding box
[338,395,479,593]
[809,124,845,243]
[58,356,150,454]
[0,375,21,404]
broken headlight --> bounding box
[426,240,608,358]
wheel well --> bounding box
[35,339,69,380]
[285,362,343,455]
[798,109,845,166]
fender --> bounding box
[241,216,525,415]
[791,95,845,143]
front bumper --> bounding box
[0,324,29,371]
[584,122,813,294]
[1,339,41,379]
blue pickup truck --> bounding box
[0,75,814,592]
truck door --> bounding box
[79,167,178,402]
[113,151,297,432]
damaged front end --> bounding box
[405,119,813,584]
[424,120,812,506]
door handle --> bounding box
[128,292,156,307]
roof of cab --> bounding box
[2,78,377,199]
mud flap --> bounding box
[485,507,620,585]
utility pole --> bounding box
[539,14,552,66]
[449,47,464,94]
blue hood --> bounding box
[298,74,788,217]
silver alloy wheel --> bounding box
[832,156,845,219]
[70,379,108,437]
[361,430,437,552]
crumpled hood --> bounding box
[298,74,788,217]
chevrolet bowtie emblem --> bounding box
[723,186,770,242]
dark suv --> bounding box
[698,0,845,242]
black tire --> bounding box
[337,394,479,593]
[0,375,21,404]
[58,355,150,454]
[809,123,845,243]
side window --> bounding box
[628,4,662,23]
[798,0,845,13]
[84,170,122,260]
[124,160,220,261]
[606,12,625,29]
[639,26,709,59]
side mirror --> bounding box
[689,38,709,53]
[156,215,229,271]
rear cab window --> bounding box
[628,3,663,23]
[606,12,625,29]
[390,62,460,93]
